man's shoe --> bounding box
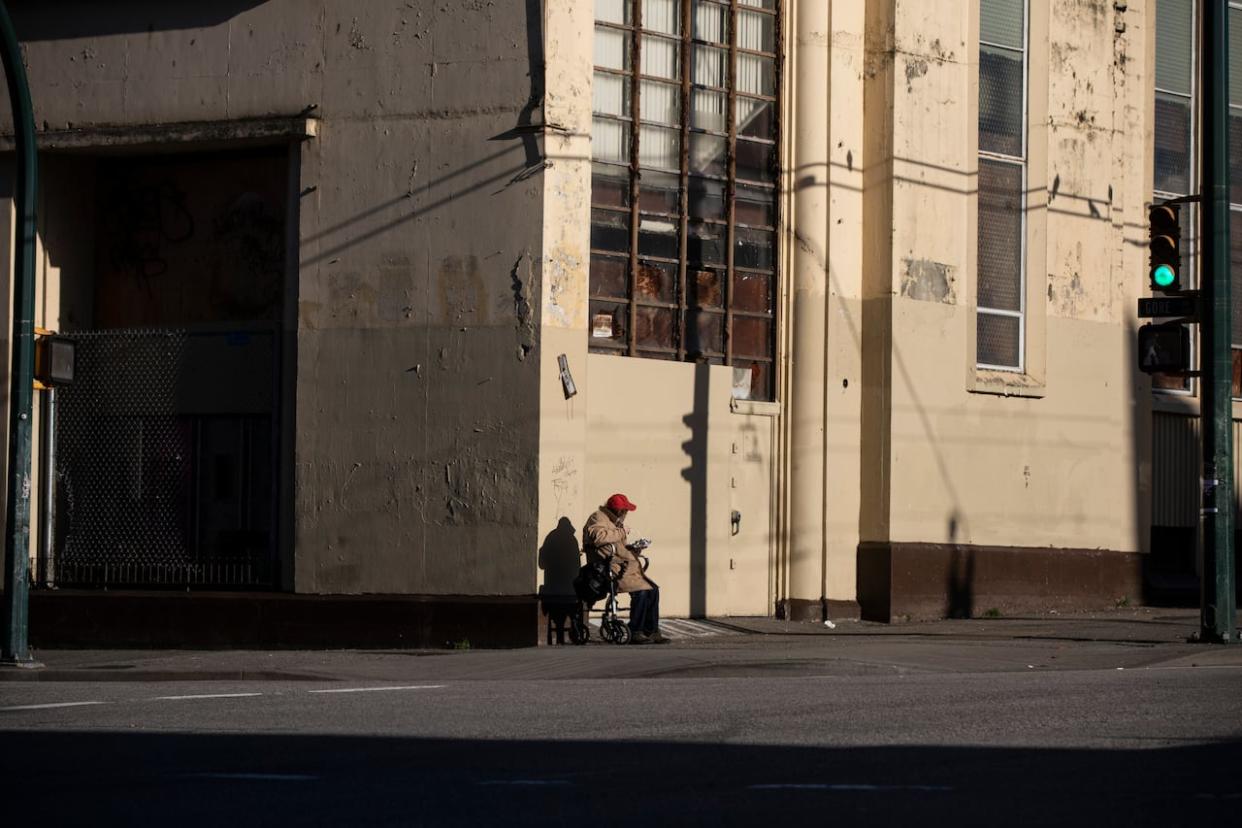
[648,632,670,644]
[630,631,652,645]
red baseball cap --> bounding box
[606,493,637,512]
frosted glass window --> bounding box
[980,0,1023,49]
[595,26,629,70]
[640,80,680,126]
[641,36,680,79]
[596,0,629,25]
[643,0,680,35]
[737,9,775,53]
[594,72,630,118]
[1231,7,1242,107]
[979,45,1024,156]
[593,118,629,164]
[694,45,728,88]
[694,1,727,44]
[977,0,1027,371]
[589,0,782,400]
[639,124,681,171]
[737,53,775,96]
[1156,0,1193,95]
[693,89,728,133]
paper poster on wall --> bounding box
[732,366,753,400]
[592,313,614,338]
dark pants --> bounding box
[629,586,660,635]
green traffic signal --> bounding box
[1148,203,1181,292]
[1153,263,1177,289]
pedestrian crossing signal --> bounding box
[1149,203,1181,292]
[1137,322,1189,374]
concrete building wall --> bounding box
[536,0,593,608]
[6,0,548,597]
[0,0,1188,641]
[583,356,773,618]
[870,0,1149,553]
[537,3,782,619]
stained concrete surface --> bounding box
[4,607,1239,682]
[3,608,1241,825]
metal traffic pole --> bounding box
[0,1,40,667]
[1198,0,1238,644]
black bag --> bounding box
[573,560,611,605]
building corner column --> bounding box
[535,0,593,626]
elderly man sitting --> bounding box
[582,493,668,645]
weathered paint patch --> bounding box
[900,258,956,304]
[436,255,488,326]
[511,251,536,360]
[904,55,928,92]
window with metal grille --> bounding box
[1153,0,1197,393]
[590,0,780,401]
[977,0,1027,371]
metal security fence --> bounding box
[51,329,275,588]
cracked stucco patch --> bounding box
[900,258,956,304]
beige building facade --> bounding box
[0,0,1212,646]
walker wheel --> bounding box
[599,619,616,643]
[610,622,631,645]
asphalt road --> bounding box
[3,621,1241,826]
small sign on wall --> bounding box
[592,313,614,339]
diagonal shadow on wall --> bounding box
[8,0,268,38]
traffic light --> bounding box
[1137,322,1190,374]
[1149,203,1181,292]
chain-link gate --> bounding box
[52,329,276,588]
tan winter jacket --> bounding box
[582,507,652,593]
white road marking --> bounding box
[152,693,263,701]
[479,780,571,786]
[0,701,107,712]
[307,684,445,694]
[586,618,744,639]
[185,773,319,782]
[661,619,743,638]
[749,784,953,793]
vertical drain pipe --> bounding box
[786,0,830,620]
[0,1,40,666]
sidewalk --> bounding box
[3,607,1240,684]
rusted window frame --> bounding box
[589,0,782,401]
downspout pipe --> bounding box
[0,1,40,666]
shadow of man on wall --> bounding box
[538,517,581,644]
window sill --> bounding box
[730,398,782,417]
[968,369,1046,399]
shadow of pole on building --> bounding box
[9,0,268,39]
[682,362,710,618]
[945,512,974,619]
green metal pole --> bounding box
[0,1,39,665]
[1199,0,1238,644]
